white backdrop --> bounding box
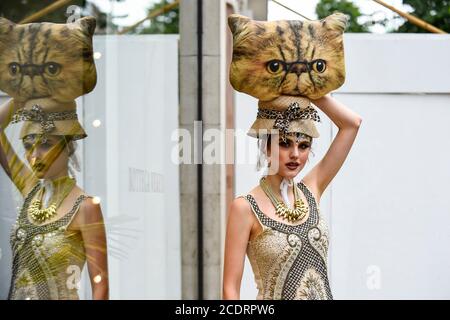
[0,92,18,298]
[83,35,181,299]
[235,34,450,299]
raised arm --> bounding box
[303,94,362,201]
[0,99,36,195]
[222,197,254,299]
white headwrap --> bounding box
[68,140,81,179]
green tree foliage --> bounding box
[316,0,369,32]
[316,0,449,33]
[0,0,86,23]
[0,0,122,33]
[139,0,179,34]
[395,0,450,33]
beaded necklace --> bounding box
[28,176,76,224]
[260,176,309,223]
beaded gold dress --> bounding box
[244,181,332,300]
[8,183,88,300]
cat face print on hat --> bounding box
[0,16,97,104]
[228,13,348,101]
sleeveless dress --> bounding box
[243,181,333,300]
[8,183,88,300]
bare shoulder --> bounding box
[228,196,255,226]
[71,186,104,226]
[226,196,257,242]
[229,184,262,215]
[229,196,251,216]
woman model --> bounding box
[223,94,362,300]
[0,98,109,300]
[223,12,362,299]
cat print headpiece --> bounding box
[228,12,347,101]
[0,16,97,104]
[228,13,348,139]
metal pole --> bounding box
[196,0,204,300]
[118,0,180,35]
[373,0,447,34]
[270,0,311,21]
[19,0,75,24]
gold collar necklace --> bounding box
[28,176,76,224]
[260,176,308,223]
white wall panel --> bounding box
[85,35,181,299]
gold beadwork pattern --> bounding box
[245,181,332,300]
[9,182,88,300]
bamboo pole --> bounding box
[118,0,180,35]
[373,0,447,34]
[19,0,75,24]
[270,0,312,21]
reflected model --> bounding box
[0,16,108,300]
